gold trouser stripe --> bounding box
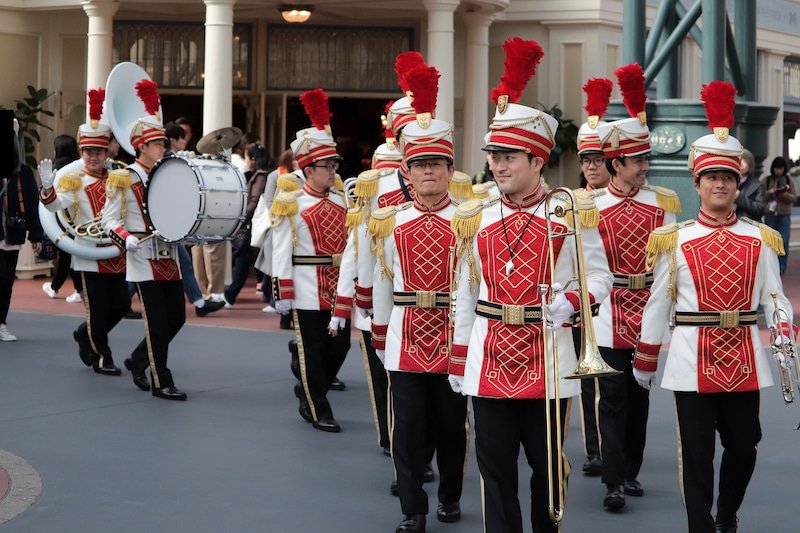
[462,403,472,478]
[579,378,602,458]
[387,372,397,482]
[293,309,318,421]
[137,282,160,390]
[80,271,102,367]
[359,330,383,446]
[674,394,687,511]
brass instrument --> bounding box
[447,245,457,354]
[768,292,800,429]
[539,187,621,524]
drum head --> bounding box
[146,158,201,242]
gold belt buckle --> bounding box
[331,253,342,268]
[628,273,646,290]
[502,304,525,326]
[416,291,436,309]
[719,311,739,328]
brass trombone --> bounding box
[768,292,800,429]
[539,187,621,524]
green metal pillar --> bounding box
[702,0,726,83]
[735,0,757,100]
[656,8,680,99]
[623,0,646,65]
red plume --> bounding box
[614,63,647,118]
[135,80,161,116]
[490,38,544,105]
[583,78,613,118]
[384,100,395,139]
[404,64,439,116]
[395,51,425,93]
[700,81,737,131]
[300,88,332,130]
[87,88,105,122]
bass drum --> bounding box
[144,156,247,244]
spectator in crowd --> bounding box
[735,149,766,221]
[762,156,797,275]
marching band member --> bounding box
[101,80,187,401]
[272,89,350,432]
[591,64,680,509]
[449,38,612,533]
[633,81,795,533]
[370,63,469,533]
[574,77,614,478]
[39,88,128,375]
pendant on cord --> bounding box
[505,259,515,276]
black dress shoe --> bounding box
[93,364,122,376]
[195,299,224,317]
[383,446,392,457]
[437,502,461,523]
[423,463,435,483]
[124,310,143,319]
[152,386,188,401]
[390,480,399,496]
[582,454,603,476]
[294,383,312,423]
[124,358,150,391]
[279,314,293,330]
[396,514,426,533]
[603,484,625,509]
[73,329,92,367]
[623,479,643,497]
[330,377,346,391]
[288,340,301,381]
[312,418,341,432]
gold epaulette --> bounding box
[449,171,473,200]
[354,168,393,199]
[644,220,695,270]
[577,187,606,198]
[451,195,499,239]
[573,189,600,229]
[57,172,82,192]
[368,201,412,239]
[346,206,363,230]
[334,174,344,192]
[472,181,498,199]
[642,184,681,213]
[107,169,133,189]
[276,172,301,192]
[741,217,786,256]
[270,190,300,218]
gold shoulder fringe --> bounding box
[354,168,382,199]
[451,198,485,239]
[649,185,681,214]
[334,175,344,192]
[368,205,398,239]
[270,190,299,218]
[644,220,695,270]
[472,183,489,199]
[57,172,82,191]
[346,206,363,230]
[277,173,301,192]
[575,190,600,228]
[449,171,474,200]
[741,217,786,256]
[107,169,133,189]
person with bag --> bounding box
[761,156,796,275]
[0,118,44,341]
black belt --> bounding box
[292,254,342,267]
[674,310,758,328]
[476,299,543,326]
[392,291,450,309]
[612,272,654,289]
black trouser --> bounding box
[359,329,390,448]
[573,328,600,459]
[128,280,186,389]
[389,371,468,516]
[472,396,570,533]
[0,249,19,324]
[76,271,129,369]
[295,309,350,422]
[51,249,81,293]
[674,390,761,533]
[598,347,649,487]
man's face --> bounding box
[612,156,649,191]
[580,153,610,189]
[107,138,120,160]
[406,157,453,200]
[179,124,192,143]
[304,159,338,191]
[139,139,165,166]
[695,170,738,213]
[81,147,107,173]
[171,136,188,152]
[490,151,542,197]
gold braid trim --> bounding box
[276,173,301,192]
[57,172,82,192]
[368,204,401,282]
[107,169,132,189]
[741,217,785,256]
[449,171,474,201]
[644,184,682,213]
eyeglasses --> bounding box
[312,162,339,171]
[408,160,447,170]
[580,156,605,167]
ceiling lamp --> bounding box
[281,5,313,23]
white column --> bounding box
[203,0,237,134]
[423,0,459,126]
[461,10,494,175]
[82,0,119,109]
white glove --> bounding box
[633,368,657,390]
[125,235,140,252]
[176,150,195,159]
[376,349,386,365]
[772,336,794,369]
[546,288,574,331]
[37,159,55,189]
[328,316,347,336]
[358,307,374,319]
[275,299,293,315]
[448,374,465,395]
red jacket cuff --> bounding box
[355,283,373,310]
[271,277,295,300]
[449,344,468,376]
[634,340,661,372]
[333,296,354,319]
[39,188,57,205]
[371,323,387,350]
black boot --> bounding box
[288,340,301,381]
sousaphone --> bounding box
[105,62,163,156]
